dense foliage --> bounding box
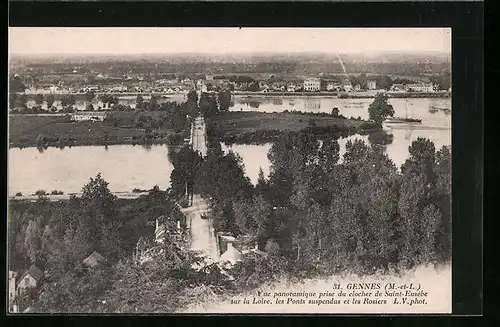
[198,132,451,276]
[8,176,187,310]
[368,93,395,124]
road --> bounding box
[190,116,207,157]
[184,113,219,264]
[181,194,219,264]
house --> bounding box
[83,251,107,268]
[206,75,214,81]
[155,215,182,244]
[219,242,242,266]
[303,77,321,92]
[342,79,353,92]
[326,82,342,92]
[406,83,434,92]
[16,265,44,296]
[71,111,107,122]
[367,80,377,90]
[9,271,17,306]
[390,83,407,92]
[354,84,361,92]
[287,84,296,92]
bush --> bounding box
[15,192,22,197]
[359,122,378,130]
[34,189,46,196]
[51,190,64,195]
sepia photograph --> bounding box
[8,27,452,314]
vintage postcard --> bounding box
[8,27,451,314]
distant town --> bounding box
[9,52,451,112]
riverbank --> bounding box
[9,191,151,202]
[9,111,187,148]
[233,91,450,98]
[212,111,380,144]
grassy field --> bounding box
[212,111,379,145]
[8,111,180,148]
[215,111,373,134]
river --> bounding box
[8,144,174,196]
[9,96,451,196]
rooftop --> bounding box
[83,251,107,268]
[18,265,44,283]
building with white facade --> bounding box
[303,78,321,92]
[343,79,353,92]
[326,82,342,92]
[367,80,377,90]
[71,112,107,122]
[406,83,434,92]
[390,84,407,92]
[9,271,17,309]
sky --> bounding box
[9,27,451,56]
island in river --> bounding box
[9,110,382,148]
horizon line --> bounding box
[10,50,451,57]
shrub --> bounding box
[359,122,378,130]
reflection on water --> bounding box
[221,143,273,185]
[231,96,451,128]
[10,97,451,195]
[8,145,174,196]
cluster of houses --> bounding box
[20,71,446,99]
[389,82,437,93]
[8,251,108,313]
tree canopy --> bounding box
[368,93,395,124]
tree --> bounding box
[368,93,395,125]
[233,198,256,235]
[135,94,144,110]
[24,220,42,264]
[148,95,159,111]
[318,137,340,173]
[9,93,18,110]
[199,93,218,118]
[331,107,340,117]
[85,90,95,103]
[18,94,28,109]
[378,74,393,90]
[170,145,204,198]
[251,194,272,239]
[34,94,44,106]
[397,174,426,267]
[86,104,95,111]
[45,94,55,109]
[61,94,76,109]
[429,72,451,91]
[401,138,436,187]
[255,167,269,199]
[187,90,198,104]
[80,173,118,228]
[10,75,26,93]
[217,90,232,111]
[419,204,441,263]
